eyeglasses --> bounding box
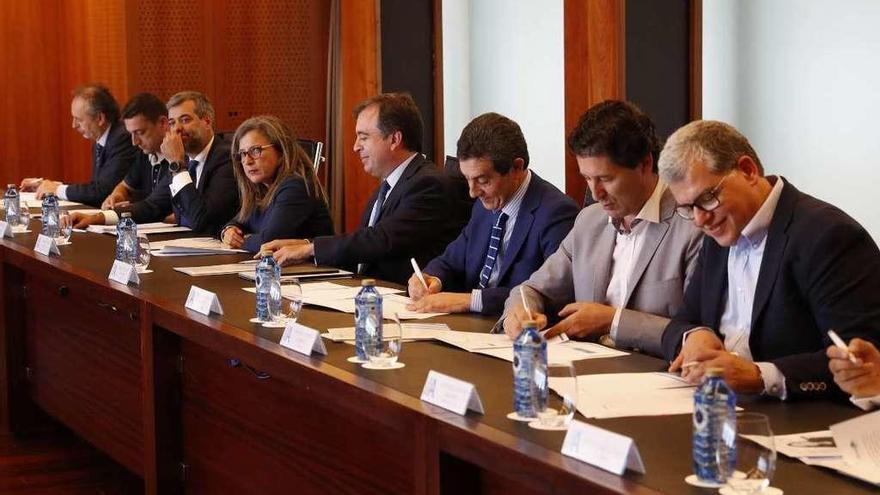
[674,172,732,220]
[236,144,274,162]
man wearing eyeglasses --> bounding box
[660,120,880,400]
[500,100,703,357]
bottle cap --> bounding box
[705,367,724,377]
[259,250,273,258]
[522,319,537,329]
[361,278,376,286]
[121,212,132,218]
[7,184,14,188]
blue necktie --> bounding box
[478,212,509,289]
[368,180,391,227]
[187,159,199,186]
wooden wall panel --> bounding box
[213,0,330,140]
[340,0,380,232]
[1,0,330,198]
[563,0,625,203]
[0,1,65,188]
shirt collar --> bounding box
[607,179,666,233]
[384,152,418,189]
[149,152,167,166]
[740,175,784,246]
[500,170,532,217]
[187,135,215,165]
[96,125,111,147]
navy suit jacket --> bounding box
[66,122,137,207]
[662,178,880,400]
[170,137,239,237]
[424,173,579,315]
[226,175,334,253]
[313,155,469,285]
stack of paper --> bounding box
[87,222,192,236]
[242,282,443,320]
[151,237,245,256]
[745,411,880,485]
[20,192,79,208]
[323,323,452,342]
[550,372,697,419]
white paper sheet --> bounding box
[150,237,245,255]
[174,263,259,276]
[550,372,698,419]
[323,323,451,342]
[474,341,629,365]
[20,192,79,208]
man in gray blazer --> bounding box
[501,101,702,357]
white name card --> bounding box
[185,285,224,316]
[561,420,645,476]
[108,259,140,285]
[0,221,11,238]
[280,322,327,356]
[34,234,60,256]
[420,370,484,416]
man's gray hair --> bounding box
[658,120,763,183]
[166,91,215,124]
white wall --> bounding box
[442,0,566,190]
[703,0,880,238]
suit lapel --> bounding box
[591,225,616,301]
[196,140,220,193]
[624,221,668,306]
[705,241,730,330]
[496,178,541,282]
[750,180,795,330]
[379,155,424,218]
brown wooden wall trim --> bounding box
[340,0,380,232]
[689,0,703,121]
[563,0,626,203]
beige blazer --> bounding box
[502,187,703,357]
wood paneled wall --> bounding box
[563,0,626,204]
[339,0,380,232]
[0,0,329,193]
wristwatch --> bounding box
[168,161,184,174]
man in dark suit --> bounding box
[266,93,467,285]
[23,84,136,207]
[406,113,578,315]
[69,92,172,228]
[160,91,238,236]
[659,119,880,400]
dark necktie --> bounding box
[368,180,391,227]
[187,159,200,186]
[93,144,105,176]
[611,217,642,235]
[478,212,509,289]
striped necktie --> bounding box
[478,212,509,289]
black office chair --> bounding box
[444,155,475,224]
[297,139,326,177]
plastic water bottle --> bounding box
[115,213,139,265]
[513,320,547,417]
[4,184,20,227]
[41,193,60,237]
[354,279,383,361]
[693,367,737,483]
[255,251,281,322]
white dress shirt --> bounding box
[851,394,880,411]
[57,125,111,200]
[718,177,787,397]
[470,170,532,312]
[170,136,215,196]
[607,180,666,339]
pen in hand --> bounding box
[410,258,429,290]
[827,329,860,365]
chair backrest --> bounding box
[297,139,325,177]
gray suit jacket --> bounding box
[502,186,702,357]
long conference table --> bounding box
[0,218,875,495]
